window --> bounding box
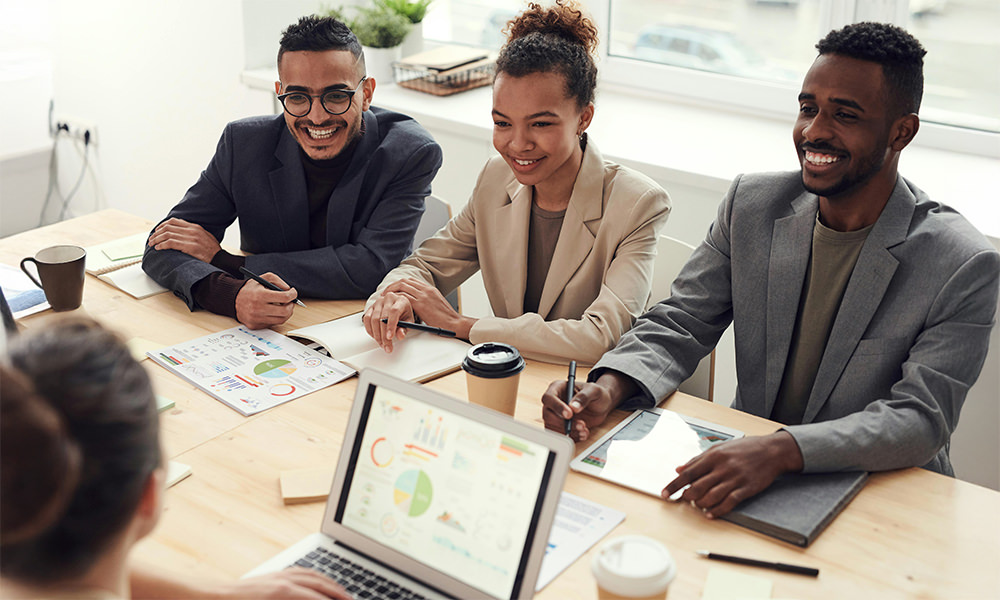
[422,0,1000,151]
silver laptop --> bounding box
[246,368,574,600]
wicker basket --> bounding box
[393,58,494,96]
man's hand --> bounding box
[663,431,804,518]
[541,371,638,441]
[235,273,297,329]
[363,290,416,353]
[208,568,353,600]
[148,218,222,263]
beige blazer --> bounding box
[368,140,671,364]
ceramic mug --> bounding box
[20,245,87,311]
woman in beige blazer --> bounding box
[364,1,671,364]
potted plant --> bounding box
[348,6,411,83]
[379,0,433,57]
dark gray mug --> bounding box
[20,245,87,312]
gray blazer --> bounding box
[142,108,442,308]
[595,172,999,475]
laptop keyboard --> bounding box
[293,546,431,600]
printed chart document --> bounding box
[85,232,167,299]
[535,492,625,591]
[147,326,355,415]
[289,312,470,382]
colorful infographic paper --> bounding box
[148,326,354,415]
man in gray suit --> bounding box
[143,15,442,329]
[543,23,999,517]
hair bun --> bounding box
[505,0,598,55]
[0,365,82,546]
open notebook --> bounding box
[288,312,470,383]
[85,232,167,299]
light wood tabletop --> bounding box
[3,211,998,599]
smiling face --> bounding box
[276,49,373,161]
[492,71,594,201]
[793,53,905,203]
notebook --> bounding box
[288,312,470,383]
[85,233,168,299]
[245,369,574,600]
[721,471,868,547]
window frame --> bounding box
[582,0,999,157]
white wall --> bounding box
[48,0,274,225]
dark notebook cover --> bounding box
[721,471,868,547]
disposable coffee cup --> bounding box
[462,342,525,416]
[20,245,87,312]
[592,535,676,599]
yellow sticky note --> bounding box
[702,566,773,600]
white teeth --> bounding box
[805,151,842,165]
[307,127,336,139]
[514,158,537,166]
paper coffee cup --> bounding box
[592,535,676,599]
[461,342,525,416]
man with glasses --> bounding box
[143,15,442,329]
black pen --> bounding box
[564,360,576,436]
[697,550,819,577]
[238,267,306,308]
[380,319,456,338]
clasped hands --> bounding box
[363,278,476,352]
[148,218,298,329]
[541,372,804,518]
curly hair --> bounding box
[817,22,926,116]
[278,15,364,70]
[495,0,599,108]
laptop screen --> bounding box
[335,382,556,599]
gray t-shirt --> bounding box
[771,215,873,425]
[523,203,566,314]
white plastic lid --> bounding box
[591,535,676,597]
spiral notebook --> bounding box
[85,233,167,299]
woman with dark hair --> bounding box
[0,318,349,599]
[364,0,671,365]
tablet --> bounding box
[570,407,744,496]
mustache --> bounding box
[800,141,846,154]
[295,117,344,128]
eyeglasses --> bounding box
[277,77,367,117]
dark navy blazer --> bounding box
[142,107,442,307]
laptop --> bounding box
[246,368,574,600]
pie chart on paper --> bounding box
[253,359,297,378]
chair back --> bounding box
[414,195,460,312]
[648,235,715,402]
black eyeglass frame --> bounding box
[276,76,368,117]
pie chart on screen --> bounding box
[254,359,296,378]
[393,470,433,517]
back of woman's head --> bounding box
[496,0,599,108]
[1,318,160,583]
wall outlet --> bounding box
[53,114,98,147]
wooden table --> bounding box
[3,211,998,599]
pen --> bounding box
[696,550,819,577]
[238,267,307,308]
[380,319,456,338]
[564,360,576,436]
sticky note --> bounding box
[702,566,773,600]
